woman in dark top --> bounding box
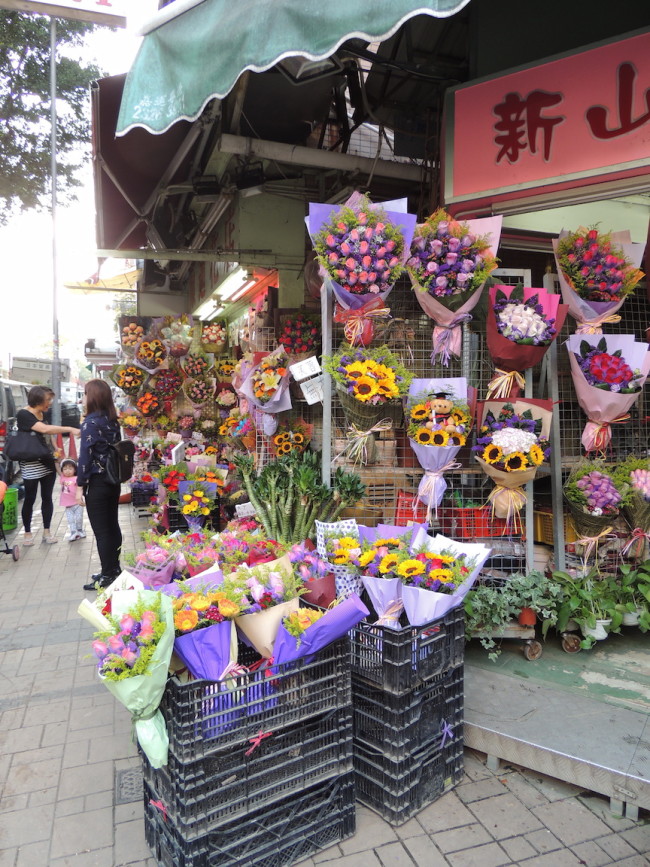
[18,386,80,546]
[77,380,123,590]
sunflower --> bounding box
[378,553,400,574]
[352,375,380,402]
[277,442,292,455]
[373,538,401,547]
[357,550,377,568]
[292,433,305,444]
[414,428,434,445]
[448,433,466,446]
[377,378,399,398]
[482,444,503,464]
[397,559,425,578]
[428,568,454,583]
[504,452,528,471]
[338,536,359,548]
[410,403,429,421]
[333,550,350,565]
[344,362,368,380]
[273,432,290,445]
[431,430,450,446]
[528,443,544,466]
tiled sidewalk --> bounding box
[0,500,648,866]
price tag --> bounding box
[235,502,257,518]
[290,356,321,382]
[300,374,324,405]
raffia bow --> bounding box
[333,298,391,345]
[376,599,404,627]
[575,526,614,565]
[621,527,650,560]
[486,485,527,534]
[413,460,462,521]
[576,313,622,334]
[334,418,393,466]
[432,313,473,366]
[584,414,631,453]
[486,368,526,400]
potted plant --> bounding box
[611,561,650,630]
[506,570,562,636]
[551,568,622,649]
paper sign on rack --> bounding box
[290,356,321,381]
[235,502,257,518]
[300,375,324,405]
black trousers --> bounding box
[22,473,56,532]
[85,473,122,575]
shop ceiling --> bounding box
[94,0,650,295]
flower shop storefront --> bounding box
[439,28,650,817]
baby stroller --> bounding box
[0,458,19,562]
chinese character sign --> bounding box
[446,31,650,202]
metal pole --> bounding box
[548,339,566,571]
[50,17,61,424]
[320,284,332,487]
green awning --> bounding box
[117,0,471,135]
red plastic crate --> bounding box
[438,506,512,539]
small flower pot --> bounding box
[517,607,537,627]
[622,609,643,627]
[581,619,611,641]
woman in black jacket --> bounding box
[77,380,123,590]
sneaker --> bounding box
[77,531,87,539]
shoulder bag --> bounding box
[4,428,52,463]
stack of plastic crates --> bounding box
[142,638,355,866]
[349,605,465,824]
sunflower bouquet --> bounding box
[216,357,237,379]
[406,378,473,518]
[474,400,552,532]
[271,421,312,457]
[407,209,502,365]
[134,337,167,371]
[111,363,147,397]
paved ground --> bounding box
[0,497,648,866]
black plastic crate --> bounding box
[142,707,353,839]
[131,485,157,507]
[161,639,351,761]
[144,772,356,867]
[350,605,464,695]
[164,502,221,532]
[352,665,463,759]
[354,731,464,825]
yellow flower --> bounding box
[358,550,377,568]
[504,452,528,471]
[219,425,229,436]
[218,598,240,618]
[379,553,400,574]
[431,430,450,446]
[529,444,543,466]
[190,596,211,611]
[344,362,367,379]
[292,433,304,444]
[429,568,454,583]
[415,428,434,445]
[174,609,198,632]
[451,409,469,425]
[482,444,502,464]
[410,404,429,421]
[352,375,379,402]
[374,538,401,547]
[183,494,192,501]
[449,433,466,446]
[333,552,349,565]
[377,378,399,398]
[338,536,359,549]
[397,559,425,577]
[273,433,290,445]
[192,489,204,498]
[201,507,210,515]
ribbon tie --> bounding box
[583,414,630,453]
[334,418,394,466]
[486,485,527,534]
[334,298,391,346]
[149,799,167,822]
[621,527,650,560]
[376,599,404,627]
[575,526,614,564]
[431,314,473,366]
[440,719,454,750]
[245,729,273,757]
[576,313,622,334]
[414,460,462,521]
[486,368,526,400]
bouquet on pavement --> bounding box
[553,225,645,333]
[474,400,552,532]
[566,334,650,454]
[486,284,568,398]
[406,377,474,520]
[407,209,502,365]
[90,591,174,768]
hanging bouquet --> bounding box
[553,226,645,333]
[149,366,184,401]
[119,317,151,355]
[135,391,162,417]
[239,347,292,435]
[201,321,227,354]
[486,284,568,398]
[216,357,236,379]
[111,363,147,397]
[182,350,213,378]
[278,312,320,358]
[157,464,188,497]
[91,591,174,768]
[118,411,144,437]
[135,337,167,371]
[474,400,552,532]
[324,344,412,465]
[566,334,650,454]
[564,461,625,542]
[215,384,238,411]
[271,420,312,457]
[222,558,303,657]
[219,410,256,448]
[183,376,216,408]
[614,458,650,561]
[407,209,502,365]
[406,378,473,519]
[158,314,194,357]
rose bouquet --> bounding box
[183,376,215,408]
[407,209,502,365]
[215,384,238,413]
[157,464,188,497]
[182,350,214,379]
[564,461,625,542]
[406,378,473,519]
[486,284,568,398]
[111,363,147,397]
[222,557,303,656]
[553,226,645,332]
[149,366,184,401]
[201,321,227,354]
[278,312,320,359]
[135,337,167,371]
[474,400,552,532]
[566,334,650,454]
[324,344,412,465]
[271,421,312,457]
[119,317,151,355]
[135,391,162,418]
[91,590,174,767]
[158,314,194,357]
[288,542,336,607]
[238,348,292,435]
[614,457,650,560]
[172,586,245,680]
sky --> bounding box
[0,6,157,379]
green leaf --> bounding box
[579,340,592,357]
[597,337,607,352]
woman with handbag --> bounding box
[76,380,123,591]
[16,386,80,546]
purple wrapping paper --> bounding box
[159,570,225,598]
[361,576,403,630]
[239,369,292,416]
[409,441,464,514]
[271,595,369,669]
[132,559,176,588]
[174,620,234,681]
[357,523,428,546]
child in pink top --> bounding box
[60,459,86,541]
